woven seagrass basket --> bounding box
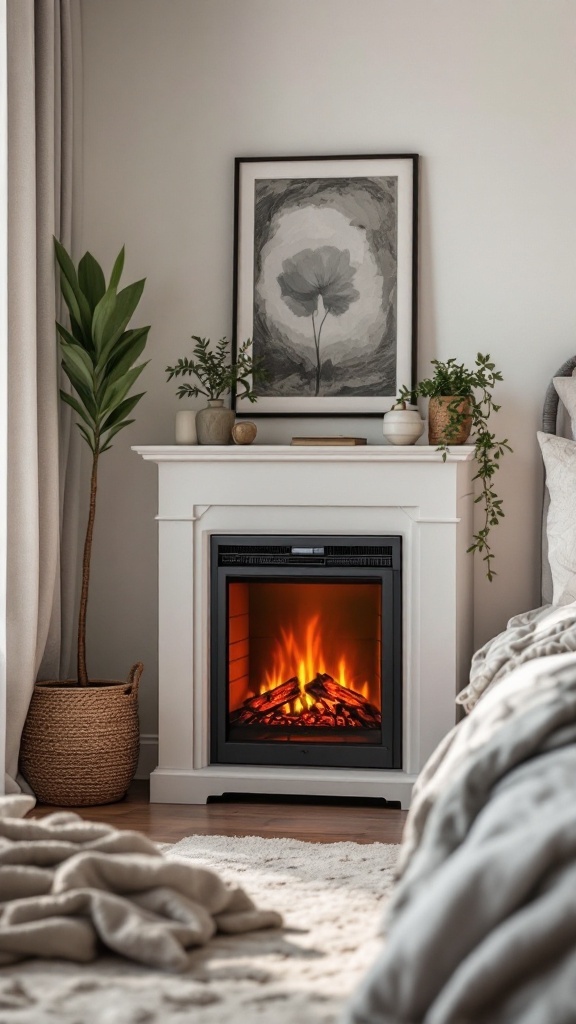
[19,662,142,807]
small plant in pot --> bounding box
[399,354,511,582]
[166,335,259,444]
[19,240,150,806]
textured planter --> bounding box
[196,399,235,445]
[19,663,142,806]
[428,396,472,445]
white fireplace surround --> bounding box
[134,444,475,808]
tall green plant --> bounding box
[54,238,150,686]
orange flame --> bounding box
[261,613,369,708]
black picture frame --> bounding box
[232,153,418,417]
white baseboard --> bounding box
[136,734,158,780]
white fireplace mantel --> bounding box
[134,444,475,808]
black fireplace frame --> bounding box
[210,535,402,770]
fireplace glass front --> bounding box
[210,536,402,770]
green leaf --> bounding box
[101,392,145,431]
[60,364,98,420]
[109,246,125,290]
[93,278,146,360]
[53,239,92,338]
[78,251,106,312]
[60,359,91,402]
[99,418,135,452]
[59,388,94,429]
[58,273,84,335]
[91,284,118,354]
[60,335,94,375]
[64,314,89,350]
[96,326,149,378]
[60,340,94,393]
[76,422,96,451]
[100,361,148,416]
[56,321,90,354]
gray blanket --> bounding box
[0,798,281,970]
[344,652,576,1024]
[457,601,576,712]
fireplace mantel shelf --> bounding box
[133,444,475,463]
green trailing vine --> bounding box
[399,354,512,581]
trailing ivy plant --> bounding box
[399,354,511,581]
[166,335,260,403]
[54,238,150,685]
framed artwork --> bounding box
[232,154,418,417]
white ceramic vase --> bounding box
[175,409,197,444]
[382,404,424,445]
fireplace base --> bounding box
[150,764,418,807]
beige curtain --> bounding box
[5,0,80,791]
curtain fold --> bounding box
[5,0,79,792]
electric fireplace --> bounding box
[210,535,402,770]
[135,442,476,806]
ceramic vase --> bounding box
[175,409,197,444]
[428,396,472,445]
[196,399,235,445]
[231,421,257,445]
[382,405,424,445]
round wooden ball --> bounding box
[231,421,257,445]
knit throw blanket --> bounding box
[0,796,282,971]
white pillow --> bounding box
[538,431,576,605]
[553,374,576,439]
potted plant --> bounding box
[166,335,259,444]
[19,240,150,806]
[399,354,511,581]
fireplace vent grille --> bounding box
[218,542,394,569]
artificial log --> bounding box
[231,671,381,729]
[242,676,300,713]
[305,673,381,726]
[350,705,380,728]
[306,673,370,709]
[231,708,258,725]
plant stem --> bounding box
[77,443,99,686]
[311,313,320,395]
[312,310,329,397]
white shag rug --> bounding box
[0,833,399,1024]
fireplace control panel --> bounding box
[218,542,396,570]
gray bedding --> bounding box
[343,648,576,1024]
[457,601,576,713]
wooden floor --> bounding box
[28,781,407,845]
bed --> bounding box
[344,359,576,1024]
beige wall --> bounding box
[78,0,576,739]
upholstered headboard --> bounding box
[542,355,576,435]
[541,355,576,603]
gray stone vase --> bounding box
[196,399,235,445]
